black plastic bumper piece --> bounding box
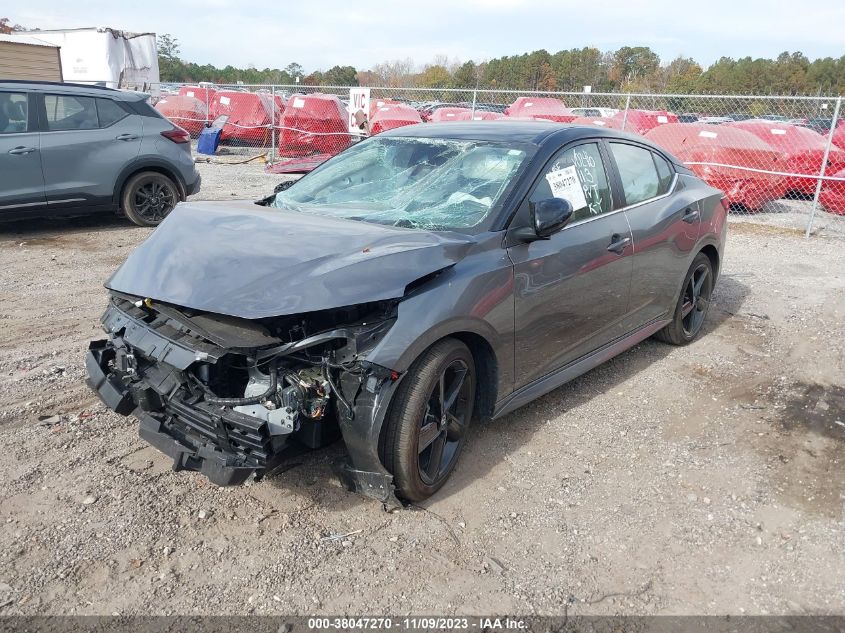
[85,341,135,416]
[332,458,400,507]
[86,339,261,486]
[138,414,254,486]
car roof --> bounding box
[0,80,145,101]
[381,120,663,151]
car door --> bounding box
[38,93,142,208]
[606,142,702,329]
[0,90,45,211]
[508,141,633,389]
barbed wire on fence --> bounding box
[150,82,845,236]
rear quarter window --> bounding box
[653,153,674,195]
[96,98,129,127]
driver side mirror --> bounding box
[514,198,574,242]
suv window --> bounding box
[609,143,661,205]
[45,94,99,131]
[96,98,128,127]
[0,92,28,134]
[530,142,612,223]
[653,152,674,195]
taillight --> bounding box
[161,127,190,144]
[720,196,730,212]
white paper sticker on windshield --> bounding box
[446,112,455,117]
[293,97,305,108]
[545,165,588,211]
[657,115,669,123]
[699,130,718,138]
[186,91,194,97]
[771,128,787,135]
[219,95,231,106]
[525,102,534,107]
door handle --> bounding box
[8,146,36,155]
[607,234,631,254]
[115,134,139,141]
[682,207,700,223]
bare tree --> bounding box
[369,58,417,88]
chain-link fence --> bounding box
[151,82,845,237]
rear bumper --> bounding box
[185,171,201,197]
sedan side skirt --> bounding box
[492,316,671,419]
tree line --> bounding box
[157,34,844,96]
[4,18,842,96]
[364,49,845,96]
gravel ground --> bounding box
[0,161,843,616]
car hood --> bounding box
[106,201,473,319]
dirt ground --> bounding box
[0,162,843,616]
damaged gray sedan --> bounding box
[86,121,727,504]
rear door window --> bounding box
[609,143,660,206]
[0,92,29,134]
[44,95,98,131]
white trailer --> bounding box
[31,27,160,97]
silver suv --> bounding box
[0,81,200,226]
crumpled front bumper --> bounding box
[85,339,260,485]
[85,300,404,504]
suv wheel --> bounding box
[121,171,180,227]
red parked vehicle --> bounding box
[279,93,351,157]
[209,90,279,145]
[369,99,402,119]
[155,95,208,137]
[646,123,788,210]
[833,120,845,152]
[370,103,423,135]
[730,119,845,197]
[504,97,577,123]
[429,107,503,122]
[613,109,678,135]
[178,85,217,110]
[569,116,624,131]
[819,167,845,215]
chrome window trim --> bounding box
[47,198,86,205]
[560,171,678,232]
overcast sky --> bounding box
[11,0,845,72]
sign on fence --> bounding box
[348,87,371,136]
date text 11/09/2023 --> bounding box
[307,617,528,630]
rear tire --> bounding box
[655,252,714,345]
[121,171,181,227]
[382,339,476,502]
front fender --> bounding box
[362,249,515,400]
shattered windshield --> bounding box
[272,137,529,231]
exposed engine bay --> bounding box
[86,291,399,493]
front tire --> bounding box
[121,171,180,227]
[655,252,714,345]
[382,339,476,502]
